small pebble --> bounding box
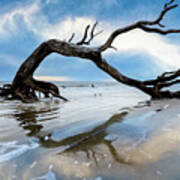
[49,164,54,170]
[103,154,108,158]
[156,170,162,176]
[30,161,37,169]
[156,108,162,112]
[95,176,103,180]
[83,162,93,167]
[163,104,169,109]
[44,136,49,140]
[12,175,16,179]
[12,164,17,167]
[108,163,112,168]
[74,160,79,165]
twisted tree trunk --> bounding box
[1,0,180,101]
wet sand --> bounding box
[0,82,180,180]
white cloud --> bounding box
[96,29,180,69]
[0,0,180,72]
[0,1,40,37]
[40,17,180,69]
[41,17,95,41]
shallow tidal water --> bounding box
[0,81,180,180]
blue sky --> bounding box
[0,0,180,82]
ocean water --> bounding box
[0,81,180,180]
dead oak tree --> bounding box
[1,0,180,101]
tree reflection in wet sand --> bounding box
[14,102,130,165]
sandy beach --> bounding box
[0,82,180,180]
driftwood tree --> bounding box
[1,0,180,101]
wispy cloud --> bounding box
[97,29,180,69]
[0,0,180,74]
[41,17,95,41]
[0,1,40,38]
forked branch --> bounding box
[76,25,90,45]
[99,0,179,51]
[76,21,102,45]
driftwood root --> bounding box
[0,78,68,102]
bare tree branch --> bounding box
[76,25,90,45]
[164,0,175,8]
[99,1,179,52]
[143,69,180,85]
[138,25,180,35]
[139,4,178,26]
[76,22,103,45]
[86,21,103,44]
[68,33,75,43]
[89,21,98,42]
[158,79,180,89]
